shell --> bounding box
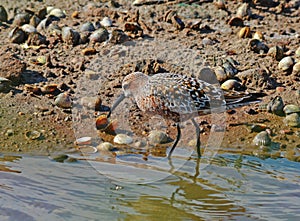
[75,137,92,145]
[236,3,251,18]
[148,130,169,145]
[100,17,112,27]
[25,130,41,140]
[0,77,11,92]
[283,104,300,115]
[292,61,300,75]
[228,16,244,26]
[0,5,8,22]
[77,145,98,154]
[8,27,26,44]
[97,142,114,151]
[284,113,300,127]
[21,24,37,33]
[62,27,80,45]
[54,93,72,109]
[113,134,133,145]
[95,115,109,130]
[110,29,128,44]
[89,28,109,43]
[223,59,238,77]
[13,13,31,26]
[29,15,41,27]
[80,96,102,110]
[278,56,294,71]
[36,16,57,32]
[26,32,47,46]
[48,8,66,18]
[41,84,58,94]
[253,131,271,146]
[296,46,300,56]
[267,96,284,116]
[238,26,251,38]
[252,31,264,40]
[214,66,227,82]
[267,46,284,61]
[221,79,241,90]
[248,39,269,53]
[80,22,95,32]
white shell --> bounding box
[113,134,133,145]
[278,56,294,71]
[75,137,92,145]
[21,24,37,33]
[100,17,112,27]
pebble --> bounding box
[267,96,284,116]
[100,17,112,27]
[113,134,133,145]
[148,130,169,145]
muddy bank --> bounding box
[0,0,299,161]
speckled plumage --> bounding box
[110,72,259,158]
[122,72,254,122]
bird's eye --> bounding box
[123,83,129,90]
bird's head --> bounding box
[122,72,148,97]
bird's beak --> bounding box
[107,93,125,118]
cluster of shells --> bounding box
[1,5,143,48]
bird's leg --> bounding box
[191,118,201,158]
[168,123,181,159]
[107,93,125,118]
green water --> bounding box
[0,154,299,221]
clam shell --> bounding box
[62,27,80,45]
[100,17,112,27]
[214,66,227,82]
[292,61,300,75]
[113,134,133,145]
[75,137,92,145]
[77,145,98,154]
[13,13,31,26]
[278,56,294,71]
[21,24,37,33]
[96,115,109,130]
[0,5,8,22]
[253,131,271,146]
[54,93,72,109]
[80,22,95,32]
[267,96,284,116]
[89,28,109,43]
[283,104,300,115]
[252,31,264,40]
[25,130,41,140]
[8,27,26,44]
[97,142,114,151]
[248,39,268,53]
[148,130,169,145]
[48,8,66,18]
[284,113,300,127]
[29,15,41,27]
[238,26,251,38]
[267,46,284,61]
[221,79,241,90]
[236,3,251,18]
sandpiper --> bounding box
[108,72,260,158]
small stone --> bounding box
[283,104,300,115]
[148,130,169,145]
[113,134,133,145]
[278,56,294,71]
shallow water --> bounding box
[0,153,299,221]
